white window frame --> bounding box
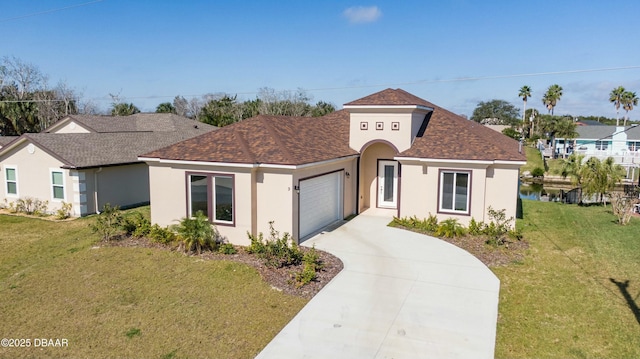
[4,165,19,198]
[50,169,66,202]
[438,170,471,215]
[595,140,609,151]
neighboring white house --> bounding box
[140,89,527,245]
[554,124,640,180]
[0,113,216,216]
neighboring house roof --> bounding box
[142,89,525,165]
[45,113,213,133]
[0,114,217,169]
[572,125,640,140]
[576,120,606,126]
[143,110,359,166]
[0,136,18,147]
[483,125,510,133]
[344,88,436,108]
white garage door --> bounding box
[299,171,343,240]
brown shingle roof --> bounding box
[345,88,436,108]
[399,104,526,162]
[46,113,216,133]
[143,90,525,165]
[142,110,358,165]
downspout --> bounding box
[94,167,102,214]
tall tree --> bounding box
[111,103,140,116]
[470,99,520,124]
[621,91,638,126]
[518,85,532,123]
[542,84,563,115]
[311,101,336,117]
[156,102,176,113]
[200,94,242,127]
[609,86,626,126]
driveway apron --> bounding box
[255,209,500,359]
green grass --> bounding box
[520,147,544,175]
[494,200,640,358]
[0,210,307,359]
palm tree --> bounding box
[518,85,532,122]
[155,102,176,114]
[621,91,638,126]
[609,86,626,126]
[542,84,563,115]
[561,153,586,203]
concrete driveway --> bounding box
[255,209,500,359]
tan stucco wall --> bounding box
[147,157,358,245]
[398,159,520,226]
[348,108,429,153]
[147,163,255,245]
[0,141,74,214]
[359,142,397,211]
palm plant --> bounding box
[542,84,563,115]
[609,86,626,126]
[621,91,638,126]
[176,211,217,254]
[561,153,586,202]
[518,85,532,122]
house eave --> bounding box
[138,154,359,170]
[394,156,526,166]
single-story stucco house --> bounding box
[0,113,216,216]
[140,89,526,244]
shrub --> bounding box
[122,212,152,238]
[175,211,219,254]
[610,192,638,226]
[468,218,484,235]
[148,224,177,244]
[484,207,515,246]
[294,246,324,287]
[246,221,303,268]
[15,197,49,216]
[392,214,438,233]
[435,218,466,238]
[531,167,545,178]
[218,243,237,255]
[56,202,73,220]
[89,204,123,241]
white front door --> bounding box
[377,160,398,208]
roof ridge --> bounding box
[231,125,257,163]
[261,115,295,164]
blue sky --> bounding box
[2,0,640,119]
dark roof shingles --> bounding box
[143,110,358,165]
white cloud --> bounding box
[343,6,382,24]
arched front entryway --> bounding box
[358,140,399,213]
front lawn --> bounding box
[494,200,640,358]
[0,212,307,358]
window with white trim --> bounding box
[51,170,65,200]
[4,166,18,197]
[188,173,234,224]
[628,141,640,151]
[439,170,470,214]
[595,140,609,151]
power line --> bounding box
[0,0,105,23]
[1,65,640,104]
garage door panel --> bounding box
[299,172,342,240]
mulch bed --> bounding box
[102,236,343,299]
[391,225,529,267]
